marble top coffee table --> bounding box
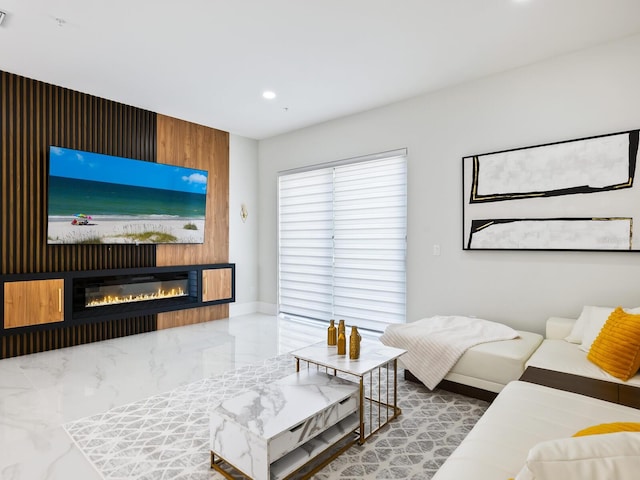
[291,339,407,444]
[210,369,359,480]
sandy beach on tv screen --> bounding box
[48,217,206,244]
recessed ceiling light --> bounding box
[0,11,7,26]
[262,91,276,100]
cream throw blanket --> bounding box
[380,316,519,390]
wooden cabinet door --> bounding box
[4,279,64,329]
[202,268,232,302]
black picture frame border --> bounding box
[462,127,640,252]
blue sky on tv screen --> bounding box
[49,146,208,194]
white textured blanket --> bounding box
[380,316,519,389]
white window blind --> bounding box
[278,152,407,331]
[279,168,334,321]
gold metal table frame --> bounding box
[292,341,406,445]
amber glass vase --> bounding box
[327,319,337,346]
[337,329,346,355]
[349,326,361,359]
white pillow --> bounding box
[577,306,616,352]
[564,305,592,344]
[578,306,640,352]
[514,432,640,480]
[514,464,535,480]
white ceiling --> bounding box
[2,1,640,140]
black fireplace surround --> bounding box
[0,264,234,332]
[72,269,199,321]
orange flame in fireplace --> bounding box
[86,287,187,308]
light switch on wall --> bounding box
[433,244,441,256]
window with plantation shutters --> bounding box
[278,150,407,331]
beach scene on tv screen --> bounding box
[47,146,208,244]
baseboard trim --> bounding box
[257,302,277,315]
[229,302,258,317]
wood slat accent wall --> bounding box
[0,70,159,358]
[0,70,157,274]
[156,115,230,329]
[1,316,156,358]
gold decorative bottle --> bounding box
[337,327,346,355]
[349,326,361,359]
[338,319,345,337]
[327,319,337,346]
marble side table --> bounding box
[291,339,407,444]
[210,370,359,480]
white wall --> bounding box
[257,34,640,334]
[229,134,259,316]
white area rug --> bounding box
[64,354,488,479]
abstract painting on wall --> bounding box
[462,129,639,251]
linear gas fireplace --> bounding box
[72,269,199,320]
[1,263,235,359]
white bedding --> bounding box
[380,316,518,389]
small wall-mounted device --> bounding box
[0,11,7,26]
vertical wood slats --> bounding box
[0,316,156,359]
[0,70,157,275]
[1,70,231,358]
[0,70,161,358]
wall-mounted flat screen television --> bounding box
[47,146,209,244]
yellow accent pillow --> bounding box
[587,306,640,381]
[574,422,640,437]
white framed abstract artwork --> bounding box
[462,129,639,251]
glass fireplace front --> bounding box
[73,272,193,312]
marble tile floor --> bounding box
[0,314,368,480]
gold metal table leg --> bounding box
[393,358,401,416]
[358,376,365,444]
